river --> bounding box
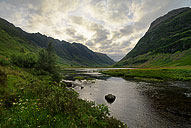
[62,68,191,128]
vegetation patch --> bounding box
[74,76,96,81]
[74,76,85,81]
[133,77,163,82]
[0,43,126,127]
[102,67,191,82]
[0,65,126,127]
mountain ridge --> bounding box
[0,17,114,67]
[148,7,190,32]
[115,7,191,67]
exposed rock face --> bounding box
[105,94,116,103]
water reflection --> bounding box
[63,68,191,128]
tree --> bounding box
[37,49,49,71]
[46,42,56,73]
[37,42,61,82]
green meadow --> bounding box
[102,67,191,82]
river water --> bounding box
[62,68,191,128]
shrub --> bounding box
[0,69,7,84]
[0,57,10,66]
[10,53,37,68]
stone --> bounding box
[105,94,116,103]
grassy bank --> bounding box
[0,65,126,128]
[102,67,191,82]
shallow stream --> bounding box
[62,68,191,128]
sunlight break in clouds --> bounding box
[0,0,191,61]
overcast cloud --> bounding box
[0,0,191,61]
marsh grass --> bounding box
[102,67,191,82]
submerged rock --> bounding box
[105,94,116,103]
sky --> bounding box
[0,0,191,61]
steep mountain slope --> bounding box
[115,7,191,67]
[0,18,114,67]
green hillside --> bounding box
[115,7,191,67]
[0,17,125,128]
[0,18,114,67]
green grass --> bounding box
[114,48,191,68]
[102,67,191,82]
[74,76,85,80]
[0,65,126,128]
[74,76,96,81]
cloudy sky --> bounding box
[0,0,191,61]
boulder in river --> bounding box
[105,94,116,103]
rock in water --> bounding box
[105,94,116,103]
[65,82,73,87]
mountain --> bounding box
[115,7,191,67]
[0,18,114,67]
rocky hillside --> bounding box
[115,7,191,67]
[0,18,114,67]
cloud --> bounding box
[0,0,191,61]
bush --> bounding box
[36,43,61,82]
[10,53,37,68]
[0,57,10,66]
[0,69,7,85]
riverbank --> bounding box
[0,65,126,128]
[102,66,191,82]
